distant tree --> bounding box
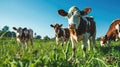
[0,26,16,38]
[35,35,42,39]
[5,31,16,37]
[34,33,36,35]
[11,31,16,37]
[0,30,1,33]
[43,35,50,40]
[2,25,9,32]
[0,26,9,38]
[6,31,12,37]
[50,37,55,40]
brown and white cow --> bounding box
[58,6,96,59]
[50,23,70,46]
[100,19,120,46]
[13,27,33,49]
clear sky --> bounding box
[0,0,120,38]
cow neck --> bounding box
[76,17,87,35]
[106,29,117,39]
[64,28,70,38]
[56,28,63,38]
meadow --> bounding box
[0,37,120,67]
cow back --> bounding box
[77,17,96,37]
[106,19,120,37]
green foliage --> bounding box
[0,37,120,67]
[34,35,42,39]
[2,25,9,32]
[43,35,50,41]
[0,26,16,38]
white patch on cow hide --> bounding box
[16,33,20,37]
[115,24,120,38]
[70,36,76,49]
[24,30,29,36]
[118,33,120,38]
[56,37,59,45]
[67,6,80,29]
[87,39,91,51]
[115,24,119,30]
[100,41,104,46]
[82,16,90,26]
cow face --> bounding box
[100,35,109,46]
[13,27,23,37]
[50,24,63,36]
[58,6,91,29]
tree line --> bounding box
[0,25,52,40]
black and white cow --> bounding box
[13,27,33,49]
[58,6,96,59]
[50,23,70,46]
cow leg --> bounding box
[70,35,76,60]
[87,39,91,51]
[61,36,65,46]
[17,39,22,50]
[17,42,20,48]
[118,32,120,39]
[115,35,119,41]
[82,33,88,57]
[30,39,33,47]
[92,34,96,51]
[17,42,21,51]
[56,37,59,45]
[25,41,28,50]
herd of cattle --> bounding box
[12,6,120,59]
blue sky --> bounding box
[0,0,120,38]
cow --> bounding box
[58,6,96,59]
[13,27,33,49]
[100,19,120,46]
[50,23,70,46]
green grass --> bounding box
[0,38,120,67]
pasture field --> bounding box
[0,38,120,67]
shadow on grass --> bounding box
[99,45,120,55]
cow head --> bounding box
[50,23,63,36]
[58,6,91,29]
[100,35,109,46]
[22,27,29,37]
[13,27,23,37]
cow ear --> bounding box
[23,27,27,30]
[58,9,68,17]
[13,27,17,30]
[50,24,54,27]
[81,7,91,15]
[59,24,63,27]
